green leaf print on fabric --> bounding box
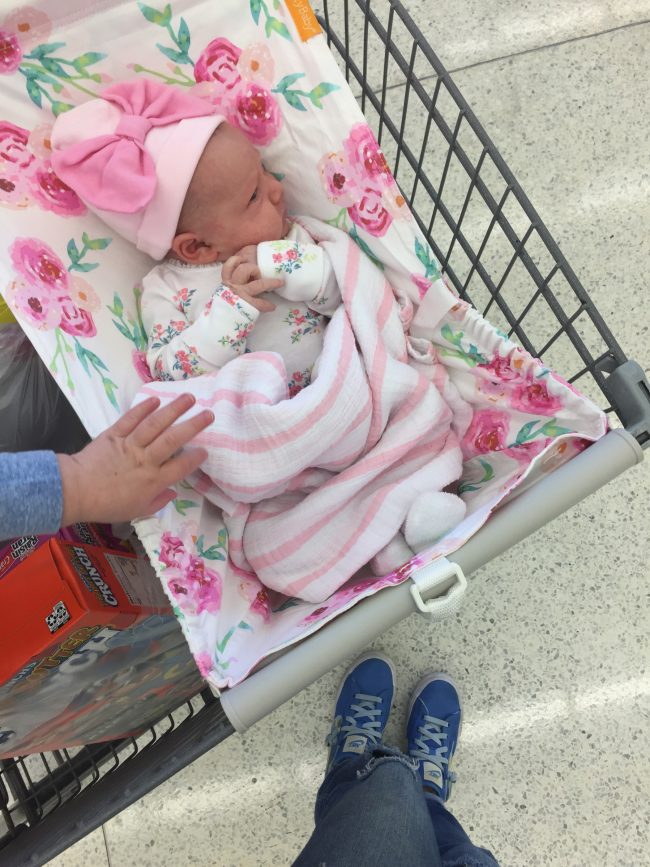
[50,328,76,391]
[538,419,573,437]
[250,0,263,25]
[137,2,195,69]
[273,71,339,111]
[67,233,112,273]
[251,0,292,41]
[214,620,253,671]
[458,458,495,494]
[173,498,199,516]
[196,530,228,562]
[350,225,385,271]
[177,16,191,52]
[138,2,172,26]
[324,207,350,231]
[18,42,107,110]
[81,232,111,251]
[322,212,385,269]
[265,15,291,40]
[514,418,572,444]
[108,290,148,353]
[414,237,441,280]
[73,51,106,71]
[439,324,489,367]
[72,338,119,410]
[309,82,339,108]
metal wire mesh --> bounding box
[0,690,218,854]
[318,0,629,415]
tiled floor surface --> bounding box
[49,2,649,865]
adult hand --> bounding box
[57,394,213,527]
[222,252,283,313]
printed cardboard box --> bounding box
[0,537,203,757]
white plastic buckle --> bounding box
[409,557,467,620]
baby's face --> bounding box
[176,122,288,262]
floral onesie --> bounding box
[141,222,341,395]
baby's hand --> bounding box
[222,253,283,313]
[233,245,258,266]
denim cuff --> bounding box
[0,450,62,540]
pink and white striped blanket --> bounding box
[136,218,465,602]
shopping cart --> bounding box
[1,1,648,864]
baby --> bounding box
[141,120,340,389]
[51,79,465,584]
[51,79,340,393]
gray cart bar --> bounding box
[220,428,642,732]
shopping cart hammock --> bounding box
[0,0,605,687]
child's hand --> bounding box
[233,245,258,266]
[222,253,283,313]
[57,394,213,526]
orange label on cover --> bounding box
[285,0,321,41]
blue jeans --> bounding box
[293,746,499,867]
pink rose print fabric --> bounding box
[158,531,223,617]
[194,38,282,146]
[0,120,85,215]
[411,274,433,299]
[194,36,242,92]
[132,349,154,383]
[0,31,22,74]
[318,123,409,236]
[7,237,96,336]
[511,372,564,415]
[1,6,51,60]
[462,409,510,458]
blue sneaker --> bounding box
[326,652,395,771]
[406,673,462,802]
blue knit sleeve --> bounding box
[0,451,63,540]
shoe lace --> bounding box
[411,715,457,785]
[326,693,384,747]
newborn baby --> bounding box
[140,120,340,389]
[51,79,465,587]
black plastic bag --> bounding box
[0,325,89,454]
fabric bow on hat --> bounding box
[51,79,218,214]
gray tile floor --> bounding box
[49,2,649,865]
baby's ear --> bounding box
[171,233,220,264]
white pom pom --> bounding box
[404,492,467,552]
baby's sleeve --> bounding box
[257,240,341,316]
[141,274,260,381]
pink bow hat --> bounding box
[51,79,225,259]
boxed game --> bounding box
[0,536,203,756]
[0,521,132,583]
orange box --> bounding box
[0,537,203,757]
[0,538,170,685]
[0,522,133,583]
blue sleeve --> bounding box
[0,451,63,540]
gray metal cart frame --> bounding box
[2,1,649,864]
